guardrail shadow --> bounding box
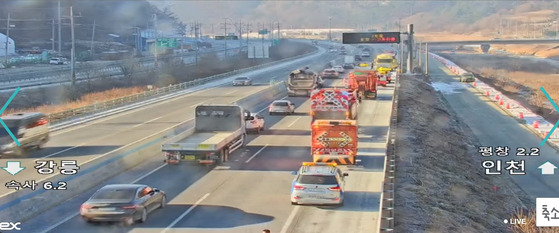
[315,191,380,212]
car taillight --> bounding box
[328,186,341,191]
[269,106,272,111]
[122,205,138,209]
[294,185,305,190]
[80,204,92,210]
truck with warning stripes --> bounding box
[311,120,358,165]
[310,88,358,122]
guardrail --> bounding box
[46,48,319,124]
[378,72,401,232]
[430,52,559,148]
[0,47,244,84]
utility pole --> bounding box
[246,23,250,47]
[4,13,10,65]
[328,17,332,41]
[418,41,422,69]
[153,14,158,70]
[425,43,429,75]
[51,18,55,51]
[224,18,228,58]
[70,7,76,85]
[58,0,62,54]
[239,18,242,48]
[277,22,280,41]
[407,24,414,74]
[90,19,96,55]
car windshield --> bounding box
[0,119,20,137]
[324,70,335,73]
[235,77,248,80]
[90,188,135,201]
[273,102,289,106]
[297,175,338,185]
[377,59,393,63]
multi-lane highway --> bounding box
[428,56,559,198]
[2,44,396,233]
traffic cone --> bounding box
[495,94,500,100]
[499,99,504,105]
[473,82,477,87]
[533,121,540,128]
[485,90,490,96]
[519,112,524,119]
[506,103,510,109]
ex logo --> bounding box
[0,222,21,230]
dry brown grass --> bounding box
[510,209,559,233]
[492,45,559,58]
[2,86,147,116]
[395,74,527,233]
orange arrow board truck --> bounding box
[310,88,358,122]
[311,120,358,165]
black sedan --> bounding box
[80,184,166,225]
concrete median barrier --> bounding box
[0,81,290,224]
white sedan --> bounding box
[332,66,345,73]
[245,113,265,133]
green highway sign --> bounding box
[157,38,178,48]
[258,29,269,35]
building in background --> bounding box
[0,33,15,57]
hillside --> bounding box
[156,1,559,39]
[0,0,183,52]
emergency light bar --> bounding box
[302,162,337,167]
[313,120,356,126]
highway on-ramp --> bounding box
[15,44,394,233]
[428,58,559,200]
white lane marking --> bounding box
[39,115,166,159]
[287,116,301,127]
[40,163,169,233]
[256,96,288,114]
[190,101,205,107]
[0,118,192,200]
[161,193,211,233]
[225,89,238,95]
[51,85,224,136]
[280,206,301,233]
[131,116,163,128]
[244,145,268,163]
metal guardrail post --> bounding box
[45,48,320,124]
[379,73,401,232]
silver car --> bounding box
[232,77,252,86]
[269,100,295,115]
[290,162,348,205]
[0,112,50,156]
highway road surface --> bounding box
[14,44,393,233]
[428,58,559,200]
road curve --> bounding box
[19,44,393,233]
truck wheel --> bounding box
[221,148,229,163]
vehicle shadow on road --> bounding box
[257,129,309,136]
[11,145,122,159]
[143,204,275,228]
[316,191,380,212]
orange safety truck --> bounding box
[346,70,378,101]
[310,88,357,122]
[311,120,358,165]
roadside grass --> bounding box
[2,87,148,116]
[0,40,316,117]
[510,209,559,233]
